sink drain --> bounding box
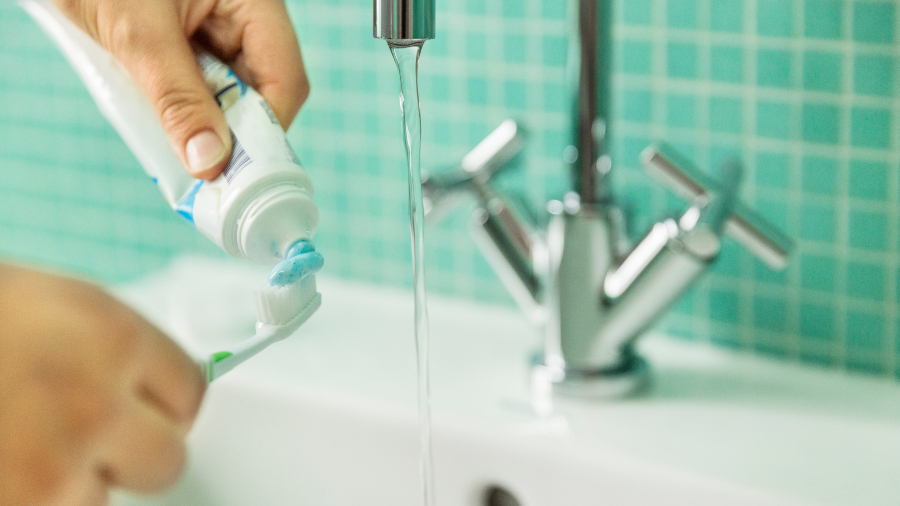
[483,485,521,506]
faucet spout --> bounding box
[373,0,435,42]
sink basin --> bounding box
[111,257,900,506]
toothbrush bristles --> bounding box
[254,276,317,326]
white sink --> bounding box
[111,257,900,506]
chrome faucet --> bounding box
[374,0,794,397]
[373,0,434,42]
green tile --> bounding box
[667,94,696,128]
[801,156,839,195]
[711,142,745,173]
[709,96,743,134]
[854,54,895,96]
[848,209,888,250]
[800,201,836,243]
[542,129,566,159]
[542,35,567,67]
[468,77,489,105]
[667,42,699,79]
[754,295,787,331]
[800,253,837,292]
[710,289,740,323]
[504,34,528,63]
[541,0,566,19]
[757,49,793,88]
[504,81,527,109]
[847,354,887,375]
[851,107,892,149]
[846,261,887,300]
[753,194,790,233]
[710,45,744,83]
[467,32,487,60]
[804,0,843,39]
[846,310,885,351]
[802,103,840,144]
[757,0,794,37]
[895,269,900,308]
[710,0,744,32]
[755,338,791,358]
[800,302,836,341]
[430,74,451,100]
[465,0,486,14]
[617,89,653,122]
[617,40,653,75]
[668,0,698,29]
[502,0,525,17]
[621,0,653,25]
[755,151,791,189]
[543,82,566,113]
[711,241,743,277]
[757,101,792,139]
[615,134,654,165]
[848,159,889,200]
[802,51,843,93]
[853,2,895,44]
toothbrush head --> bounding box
[203,244,324,383]
[202,276,321,383]
[254,274,320,328]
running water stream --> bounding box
[389,41,435,506]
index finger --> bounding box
[133,323,206,427]
[229,0,309,130]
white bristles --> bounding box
[254,275,318,326]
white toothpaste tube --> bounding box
[21,0,318,266]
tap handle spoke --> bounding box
[640,144,793,270]
[422,119,527,219]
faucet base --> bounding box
[530,352,650,399]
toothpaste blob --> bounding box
[23,0,318,266]
[268,240,324,286]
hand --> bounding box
[53,0,309,180]
[0,264,206,506]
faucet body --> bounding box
[438,126,792,396]
[377,0,793,396]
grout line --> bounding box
[742,0,760,354]
[832,0,856,371]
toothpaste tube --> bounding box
[21,0,318,266]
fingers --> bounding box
[100,2,232,180]
[133,324,206,427]
[97,396,187,494]
[49,469,108,506]
[225,0,309,129]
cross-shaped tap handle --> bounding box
[640,144,793,270]
[421,120,526,220]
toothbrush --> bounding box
[200,274,321,383]
[200,245,324,383]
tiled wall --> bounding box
[0,0,897,378]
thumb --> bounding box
[105,12,232,180]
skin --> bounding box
[0,264,206,506]
[1,1,310,504]
[52,0,310,180]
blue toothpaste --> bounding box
[268,240,324,286]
